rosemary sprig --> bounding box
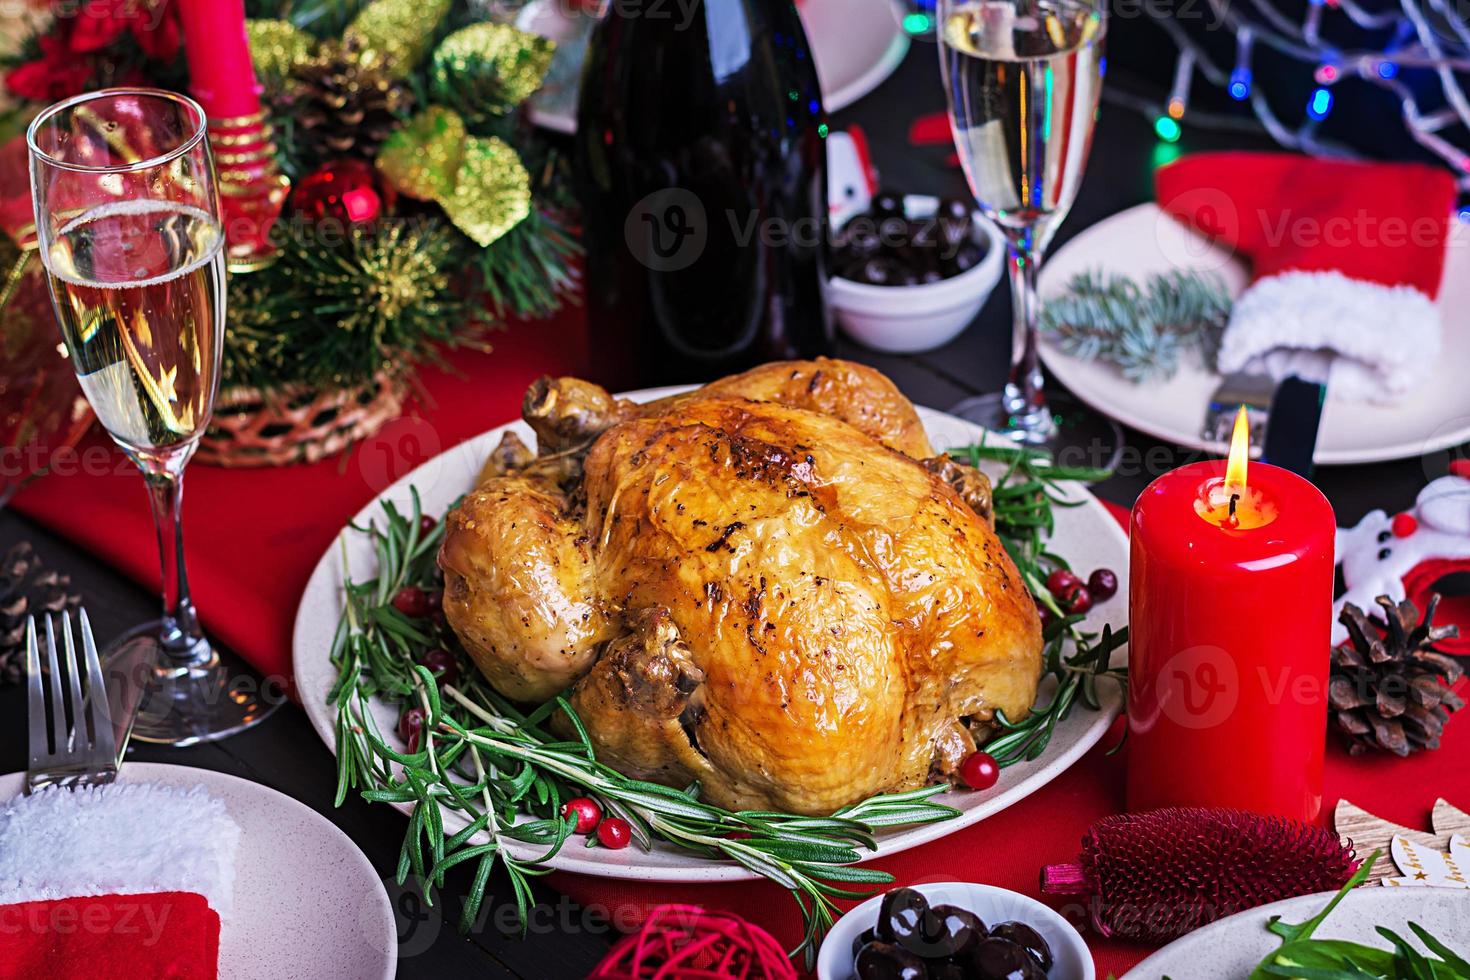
[950,441,1129,768]
[328,490,958,967]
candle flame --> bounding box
[1225,405,1250,488]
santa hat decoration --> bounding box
[1155,153,1458,404]
[1335,460,1470,655]
[0,782,238,979]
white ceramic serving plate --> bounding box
[292,391,1129,882]
[1037,203,1470,466]
[516,0,911,134]
[832,195,1006,354]
[0,763,396,980]
[816,881,1094,980]
[1122,886,1470,979]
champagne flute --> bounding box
[27,88,278,745]
[938,0,1117,460]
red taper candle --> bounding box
[1127,409,1334,821]
[176,0,263,119]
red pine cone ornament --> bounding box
[1040,808,1359,943]
[590,905,795,979]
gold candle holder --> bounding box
[208,110,291,273]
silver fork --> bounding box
[25,609,118,795]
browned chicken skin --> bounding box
[440,359,1041,815]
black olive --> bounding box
[897,903,986,959]
[944,242,984,275]
[938,197,972,223]
[875,888,929,943]
[848,257,905,286]
[876,215,910,252]
[841,220,882,260]
[855,940,929,980]
[871,190,904,218]
[920,269,945,284]
[968,937,1046,980]
[928,961,967,980]
[987,921,1052,972]
[853,926,880,961]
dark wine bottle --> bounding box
[575,0,832,387]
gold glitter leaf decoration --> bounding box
[375,106,466,202]
[430,23,555,112]
[344,0,451,74]
[245,19,316,88]
[442,136,531,247]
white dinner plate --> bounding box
[516,0,911,134]
[1037,203,1470,465]
[292,389,1129,882]
[1122,886,1470,979]
[0,763,396,980]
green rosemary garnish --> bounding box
[950,441,1129,767]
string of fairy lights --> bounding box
[1145,0,1470,203]
[904,0,1470,213]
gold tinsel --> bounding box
[375,108,531,248]
[343,0,452,75]
[429,23,555,112]
[375,106,466,201]
[445,136,531,247]
[244,19,316,88]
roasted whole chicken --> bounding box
[439,359,1042,815]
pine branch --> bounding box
[1040,268,1231,382]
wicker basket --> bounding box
[196,373,406,468]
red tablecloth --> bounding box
[13,313,1470,978]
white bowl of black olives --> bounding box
[816,882,1093,980]
[830,193,1006,354]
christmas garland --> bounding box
[2,0,577,394]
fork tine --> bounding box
[43,615,66,758]
[25,617,47,765]
[79,609,117,764]
[60,610,86,752]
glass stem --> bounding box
[140,454,207,666]
[1000,225,1056,442]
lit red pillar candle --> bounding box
[1127,410,1334,821]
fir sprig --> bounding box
[1040,268,1231,382]
[949,441,1129,767]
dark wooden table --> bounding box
[0,37,1448,980]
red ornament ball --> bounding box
[1392,512,1419,538]
[293,158,382,225]
[561,796,603,834]
[597,817,633,849]
[959,750,1000,790]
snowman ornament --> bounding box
[1334,460,1470,653]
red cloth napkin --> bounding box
[11,315,588,691]
[0,892,220,979]
[15,317,1470,977]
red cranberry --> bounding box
[416,648,460,687]
[1045,569,1081,598]
[418,514,437,535]
[398,705,427,753]
[597,817,632,849]
[1087,568,1119,601]
[959,751,1000,790]
[392,586,434,618]
[560,797,602,834]
[1057,581,1093,615]
[1035,598,1056,631]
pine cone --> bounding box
[0,542,82,687]
[1330,594,1464,756]
[287,41,413,165]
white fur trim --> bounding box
[1218,270,1440,404]
[0,782,240,915]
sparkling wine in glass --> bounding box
[28,88,278,745]
[939,0,1117,459]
